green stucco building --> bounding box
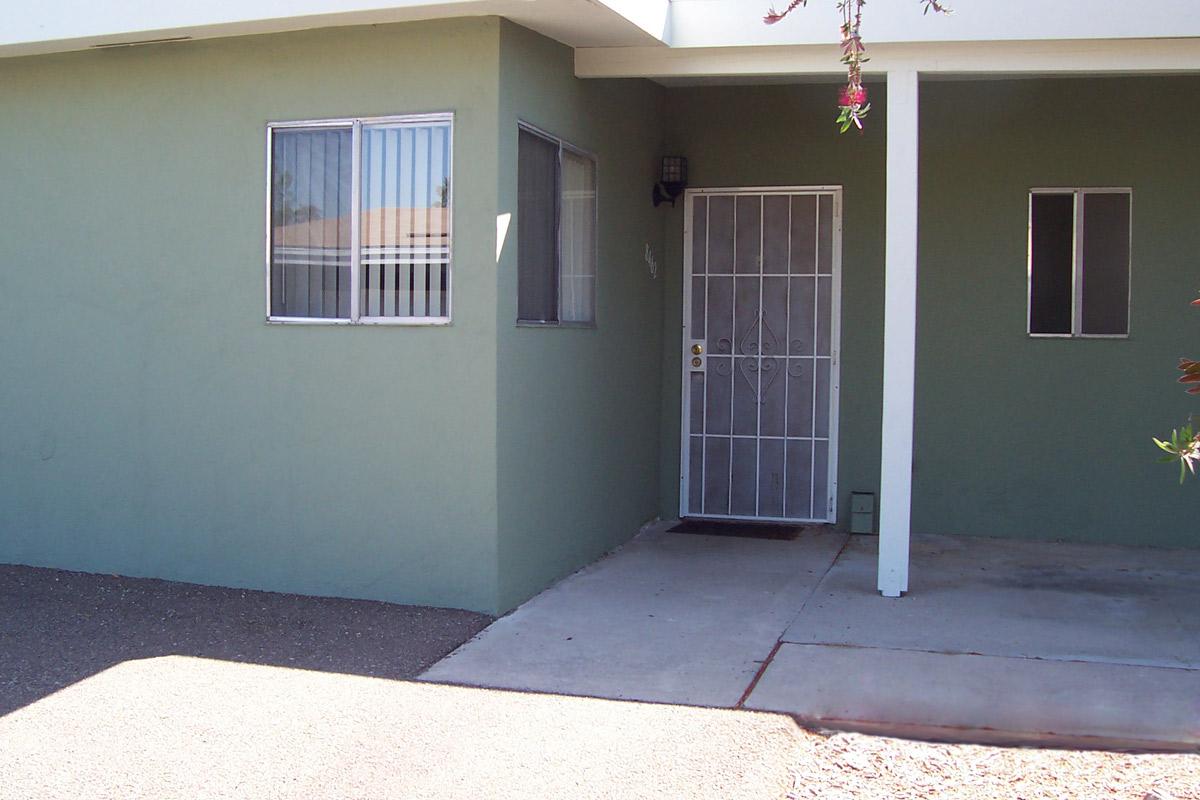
[2,3,1196,613]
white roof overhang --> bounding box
[0,0,669,59]
[6,0,1200,80]
[577,38,1200,83]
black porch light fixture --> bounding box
[652,156,688,207]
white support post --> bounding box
[878,70,919,598]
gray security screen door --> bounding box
[680,188,841,523]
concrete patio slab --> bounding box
[422,524,848,706]
[783,534,1200,668]
[745,644,1200,750]
[422,526,1200,748]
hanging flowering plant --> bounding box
[1154,294,1200,482]
[765,0,951,132]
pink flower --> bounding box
[838,86,868,107]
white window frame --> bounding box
[1027,187,1132,339]
[516,121,598,328]
[265,112,454,326]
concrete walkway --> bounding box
[422,523,1200,750]
[426,525,849,706]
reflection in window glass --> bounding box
[270,128,352,319]
[267,114,452,323]
[360,122,451,319]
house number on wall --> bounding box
[645,243,658,279]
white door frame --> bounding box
[679,185,843,524]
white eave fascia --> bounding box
[0,0,667,59]
[576,37,1200,80]
[664,0,1200,49]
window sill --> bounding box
[267,316,453,327]
[1027,333,1129,339]
[516,320,596,329]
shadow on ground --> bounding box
[2,558,1197,799]
[0,563,492,716]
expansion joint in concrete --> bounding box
[736,639,783,709]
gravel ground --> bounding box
[788,730,1200,800]
[0,563,491,715]
[2,564,1197,799]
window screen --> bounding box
[1080,192,1131,335]
[1028,189,1130,337]
[1028,193,1074,335]
[518,129,560,323]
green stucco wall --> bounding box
[660,78,1199,548]
[914,78,1198,547]
[0,19,505,611]
[493,22,666,612]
